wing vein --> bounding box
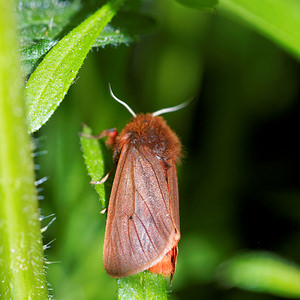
[131,218,150,259]
[140,150,170,213]
[131,157,136,215]
[134,214,159,255]
[127,219,139,265]
[138,155,172,235]
[136,188,168,243]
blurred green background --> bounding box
[34,0,300,299]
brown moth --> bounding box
[100,86,187,281]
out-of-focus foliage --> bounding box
[217,252,300,298]
[5,0,299,298]
[219,0,300,62]
[93,12,156,48]
[175,0,218,10]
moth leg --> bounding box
[90,168,114,185]
[100,208,107,214]
[81,127,118,185]
[81,128,118,147]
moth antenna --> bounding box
[152,100,191,117]
[109,83,136,118]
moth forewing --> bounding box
[103,114,181,280]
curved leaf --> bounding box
[25,0,124,133]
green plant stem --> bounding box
[0,0,48,299]
[25,0,125,133]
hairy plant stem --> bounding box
[0,0,48,299]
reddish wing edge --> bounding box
[103,143,180,278]
[149,159,180,282]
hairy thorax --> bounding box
[114,114,181,162]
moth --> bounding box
[95,86,187,281]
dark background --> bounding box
[36,1,300,299]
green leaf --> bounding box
[174,0,218,9]
[0,0,48,298]
[219,0,300,61]
[117,272,168,300]
[21,39,58,75]
[18,1,155,76]
[25,0,124,133]
[217,252,300,298]
[79,125,107,208]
